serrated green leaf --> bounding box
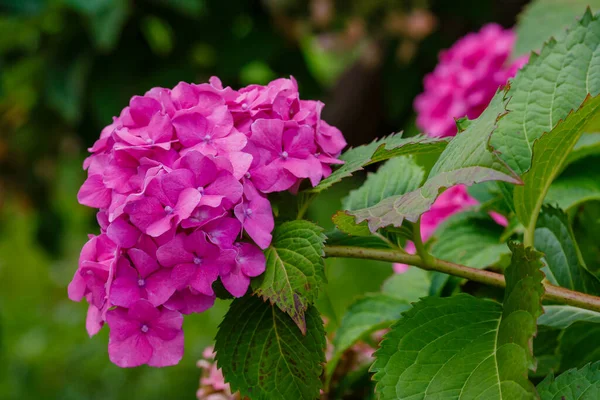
[537,362,600,400]
[429,211,511,294]
[381,267,430,303]
[215,297,325,400]
[514,95,600,238]
[331,211,372,236]
[251,221,326,333]
[343,156,425,211]
[535,206,600,294]
[309,133,448,193]
[347,93,521,232]
[372,243,543,399]
[514,0,600,56]
[335,156,425,235]
[492,10,600,175]
[546,156,600,210]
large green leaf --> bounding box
[514,0,600,57]
[429,212,511,294]
[546,156,600,210]
[372,243,543,399]
[492,10,600,175]
[514,95,600,239]
[215,297,325,400]
[537,362,600,400]
[534,206,600,294]
[251,221,326,333]
[346,93,521,232]
[309,133,448,193]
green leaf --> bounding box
[381,267,431,303]
[372,243,543,399]
[557,322,600,370]
[347,93,521,232]
[546,156,600,210]
[514,0,600,56]
[335,156,425,235]
[429,211,511,294]
[514,95,600,239]
[251,221,326,334]
[492,10,600,175]
[215,296,325,400]
[309,133,448,193]
[537,306,600,373]
[537,362,600,400]
[328,294,410,383]
[343,156,425,211]
[565,133,600,168]
[534,206,600,294]
[538,305,600,330]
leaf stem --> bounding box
[324,245,600,313]
[412,219,433,264]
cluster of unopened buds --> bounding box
[68,77,346,367]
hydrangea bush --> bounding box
[70,2,600,399]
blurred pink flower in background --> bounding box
[414,23,527,138]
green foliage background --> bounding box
[0,0,529,398]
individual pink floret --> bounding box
[107,300,184,368]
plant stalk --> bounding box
[324,245,600,313]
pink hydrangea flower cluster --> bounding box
[414,23,528,137]
[69,77,346,367]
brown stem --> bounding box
[324,245,600,313]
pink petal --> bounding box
[214,129,247,153]
[147,331,184,367]
[160,169,195,206]
[157,234,193,266]
[145,269,176,306]
[107,217,140,248]
[78,175,111,208]
[164,289,215,314]
[129,95,161,126]
[125,197,165,233]
[171,263,197,290]
[110,276,143,308]
[109,333,153,368]
[204,217,241,248]
[146,215,174,237]
[189,263,220,296]
[85,303,104,337]
[172,112,209,147]
[220,264,250,298]
[250,119,284,153]
[128,248,159,277]
[150,308,183,340]
[106,307,140,341]
[174,187,202,220]
[128,299,161,322]
[237,243,266,277]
